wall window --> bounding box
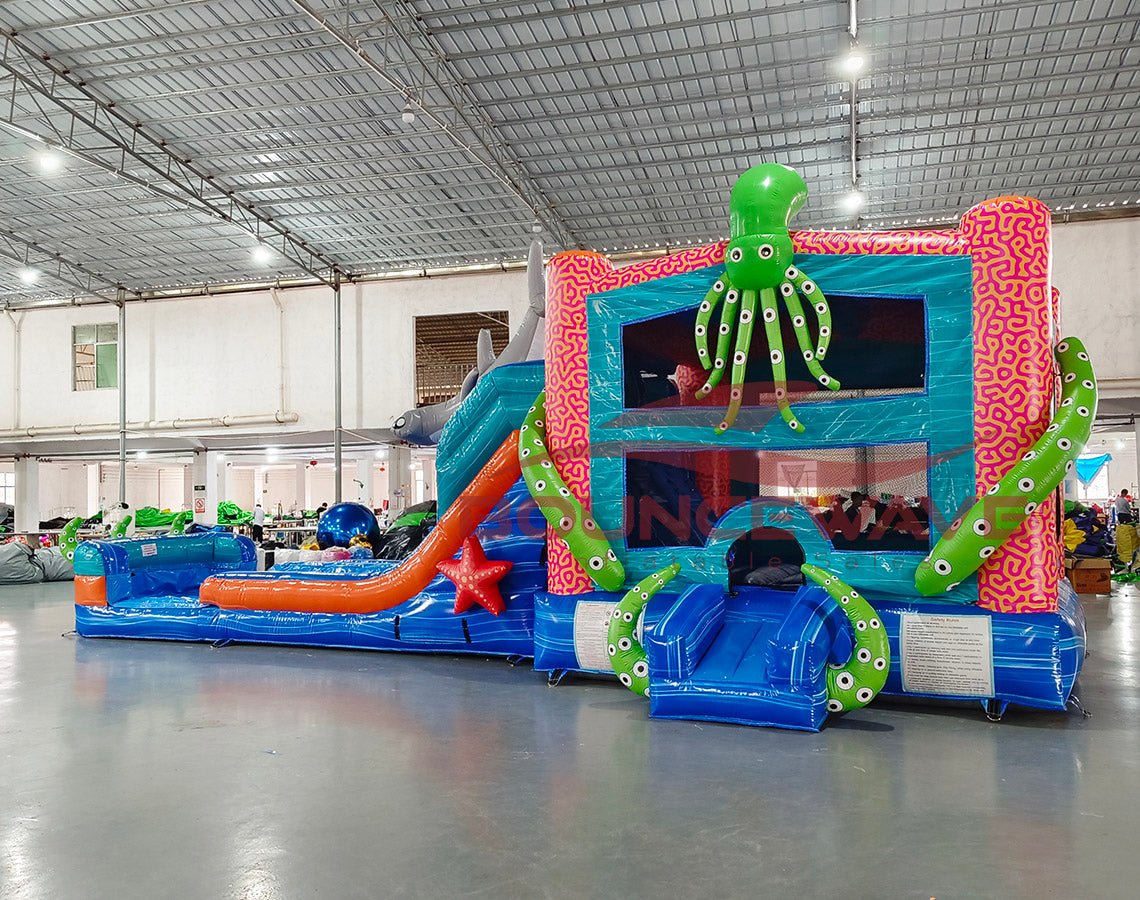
[413,312,508,406]
[0,472,14,505]
[73,323,118,391]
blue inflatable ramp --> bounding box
[645,584,854,731]
[436,360,545,513]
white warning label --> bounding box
[900,612,994,697]
[573,601,619,673]
[140,543,158,557]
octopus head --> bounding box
[724,232,794,290]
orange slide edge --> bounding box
[199,430,522,614]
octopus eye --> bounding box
[589,556,604,571]
[1023,450,1037,461]
[558,516,572,531]
[857,648,872,663]
[1082,379,1094,389]
[1077,351,1089,361]
[972,519,991,536]
[1060,397,1073,407]
[979,546,995,558]
[633,660,649,678]
[729,247,743,262]
[1076,406,1090,417]
[758,244,774,259]
[534,479,546,491]
[836,672,855,690]
[770,349,782,364]
[607,549,617,561]
[763,307,777,322]
[856,687,874,704]
[815,302,827,315]
[1058,437,1072,451]
[785,266,798,279]
[818,374,830,386]
[792,315,805,327]
[819,325,831,337]
[1063,373,1076,383]
[1024,501,1038,515]
[583,518,597,531]
[713,280,724,291]
[699,301,711,313]
[1057,341,1069,352]
[780,283,794,297]
[695,324,706,336]
[873,657,887,671]
[622,612,634,624]
[739,308,752,323]
[608,644,616,656]
[803,350,814,361]
[719,323,731,335]
[1046,423,1059,433]
[1018,477,1035,493]
[558,486,571,497]
[827,699,843,712]
[933,559,952,576]
[987,484,1000,494]
[540,459,552,469]
[619,672,632,687]
[802,281,816,294]
[1066,460,1074,472]
[950,517,963,531]
[733,351,746,365]
[714,359,724,369]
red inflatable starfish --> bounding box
[437,535,513,616]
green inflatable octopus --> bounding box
[519,391,625,592]
[695,164,840,434]
[802,563,890,712]
[607,563,681,697]
[915,337,1098,595]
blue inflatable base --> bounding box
[534,580,1086,727]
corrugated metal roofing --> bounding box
[0,0,1136,306]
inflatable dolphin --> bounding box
[392,239,546,445]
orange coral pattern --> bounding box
[962,197,1059,612]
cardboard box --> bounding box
[1065,557,1112,595]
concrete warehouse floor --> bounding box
[0,581,1137,899]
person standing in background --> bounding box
[252,503,266,542]
[1115,489,1135,525]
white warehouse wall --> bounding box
[1,268,531,436]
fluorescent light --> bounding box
[841,50,865,76]
[17,266,39,285]
[266,447,280,461]
[251,245,273,265]
[401,102,416,125]
[840,189,866,214]
[136,450,148,460]
[38,149,64,174]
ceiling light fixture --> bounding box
[251,244,273,265]
[401,101,416,125]
[530,218,542,234]
[17,266,39,285]
[841,50,865,76]
[38,148,64,174]
[840,189,866,214]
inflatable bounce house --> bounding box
[74,164,1095,731]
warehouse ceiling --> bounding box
[0,0,1137,306]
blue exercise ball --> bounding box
[316,502,382,551]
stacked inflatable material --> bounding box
[0,543,74,584]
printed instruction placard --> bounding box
[900,612,994,697]
[573,601,619,672]
[140,543,158,558]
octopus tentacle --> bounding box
[519,391,625,592]
[915,337,1097,595]
[694,278,727,370]
[802,563,890,712]
[607,562,681,697]
[780,280,841,391]
[787,266,833,361]
[695,286,740,399]
[715,288,757,434]
[756,286,801,432]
